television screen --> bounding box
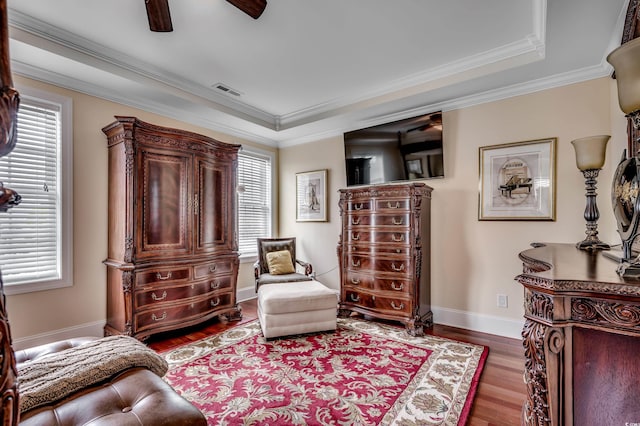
[343,111,444,187]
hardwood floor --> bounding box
[148,299,526,426]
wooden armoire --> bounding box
[337,182,432,335]
[102,117,242,341]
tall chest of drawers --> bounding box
[102,117,242,341]
[337,183,432,335]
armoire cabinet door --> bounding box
[195,156,233,253]
[137,148,192,259]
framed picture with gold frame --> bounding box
[296,169,328,222]
[479,138,557,221]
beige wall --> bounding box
[280,77,628,337]
[6,75,275,342]
[5,75,628,342]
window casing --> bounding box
[237,149,273,258]
[0,87,73,295]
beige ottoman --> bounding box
[257,280,338,339]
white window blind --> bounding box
[0,99,61,286]
[237,151,272,256]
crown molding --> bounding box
[11,60,279,147]
[8,9,277,129]
[277,64,611,148]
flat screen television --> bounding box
[343,111,444,187]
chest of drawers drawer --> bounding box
[375,199,410,211]
[345,213,410,227]
[344,271,413,295]
[347,254,413,275]
[343,289,411,316]
[345,230,410,244]
[345,200,372,212]
[345,244,409,256]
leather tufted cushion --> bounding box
[14,337,100,364]
[19,367,206,426]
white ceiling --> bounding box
[6,0,629,147]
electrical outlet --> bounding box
[497,294,508,308]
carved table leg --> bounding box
[522,319,566,426]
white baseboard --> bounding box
[12,320,105,351]
[432,305,524,340]
[11,301,523,351]
[237,286,257,303]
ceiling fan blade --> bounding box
[145,0,173,32]
[226,0,267,19]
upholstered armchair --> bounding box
[254,237,313,291]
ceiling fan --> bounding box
[144,0,267,32]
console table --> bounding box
[517,243,640,426]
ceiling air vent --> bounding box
[213,83,242,97]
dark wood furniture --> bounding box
[337,182,432,335]
[517,243,640,426]
[102,116,242,341]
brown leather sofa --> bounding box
[15,338,207,425]
[1,285,207,425]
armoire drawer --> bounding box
[136,267,191,286]
[134,275,234,309]
[135,293,232,332]
[193,260,234,279]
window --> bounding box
[0,87,73,295]
[237,150,273,258]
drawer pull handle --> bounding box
[351,217,361,225]
[151,291,167,301]
[211,297,221,307]
[351,259,360,267]
[392,217,403,225]
[156,271,172,281]
[354,203,363,210]
[351,278,360,285]
[151,312,167,322]
[387,201,400,209]
[391,282,403,291]
[350,294,360,302]
[351,232,360,241]
[209,264,217,273]
[391,263,405,272]
[392,234,404,242]
[211,280,221,289]
[391,301,404,310]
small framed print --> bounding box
[479,138,556,221]
[296,169,328,222]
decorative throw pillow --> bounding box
[266,250,295,275]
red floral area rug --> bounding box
[162,318,488,425]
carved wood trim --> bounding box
[572,297,640,332]
[517,273,640,297]
[525,289,553,321]
[522,319,551,426]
